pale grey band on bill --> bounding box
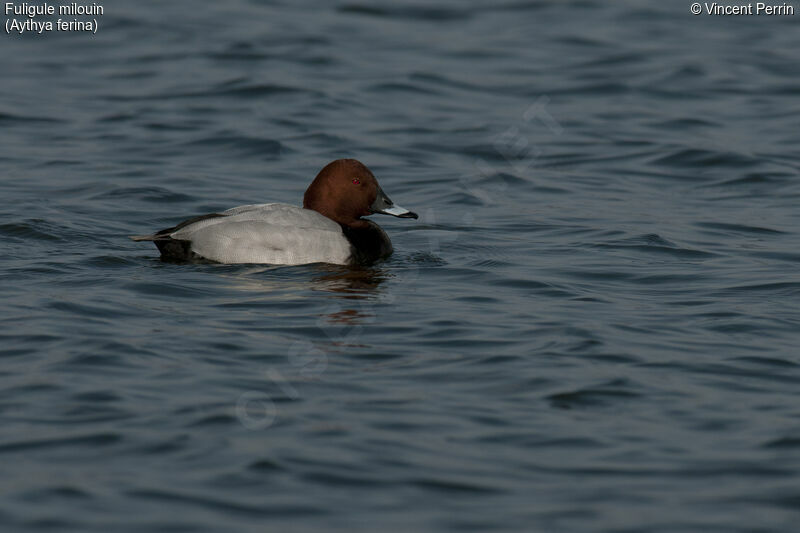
[380,205,415,217]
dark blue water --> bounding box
[3,1,800,531]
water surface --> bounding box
[2,1,800,531]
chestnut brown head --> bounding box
[303,159,417,227]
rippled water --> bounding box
[3,1,800,531]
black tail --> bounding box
[130,212,226,262]
[129,234,156,241]
[153,237,195,261]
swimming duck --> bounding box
[130,159,417,265]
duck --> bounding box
[130,159,418,265]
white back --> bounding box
[170,204,352,265]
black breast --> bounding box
[341,221,394,265]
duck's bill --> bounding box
[376,205,418,218]
[370,186,419,219]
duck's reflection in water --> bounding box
[309,264,388,299]
[308,265,388,344]
[218,263,389,332]
[220,264,407,389]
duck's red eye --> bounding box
[352,178,360,185]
